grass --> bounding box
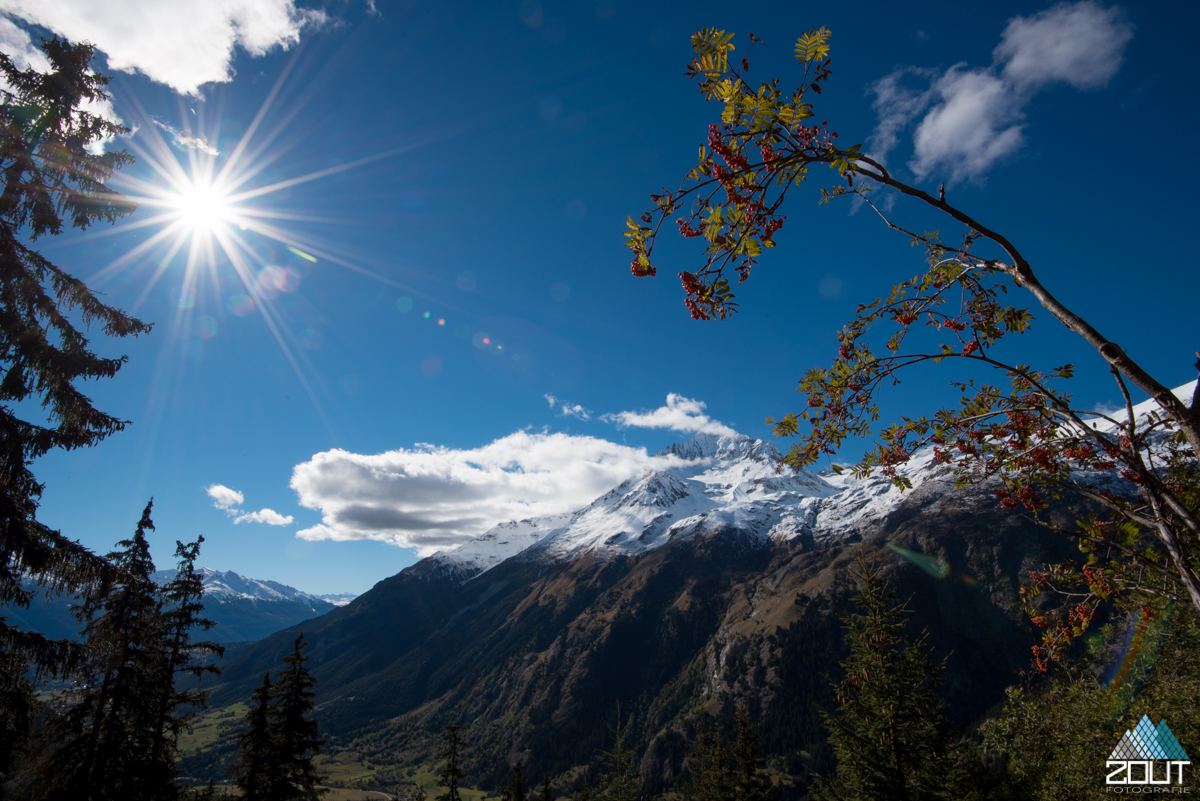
[177,705,507,801]
[179,703,249,753]
[317,759,495,801]
[185,785,395,800]
[315,752,382,787]
[408,765,495,800]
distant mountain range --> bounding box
[196,429,1093,791]
[7,568,354,644]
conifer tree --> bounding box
[682,710,774,801]
[440,724,464,801]
[231,673,280,801]
[230,636,326,800]
[598,708,640,801]
[501,761,527,801]
[38,501,161,799]
[271,634,325,800]
[0,36,149,675]
[0,33,149,777]
[809,557,968,801]
[682,717,731,801]
[146,534,223,782]
[731,708,775,801]
[32,501,218,800]
[539,774,556,801]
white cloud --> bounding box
[603,394,737,437]
[207,483,295,525]
[995,2,1133,91]
[0,15,47,72]
[0,17,124,152]
[290,431,685,554]
[864,66,937,169]
[152,119,219,155]
[206,483,244,509]
[867,1,1132,183]
[910,67,1026,183]
[544,393,592,420]
[234,508,294,526]
[0,0,327,96]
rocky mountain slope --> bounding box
[199,431,1088,791]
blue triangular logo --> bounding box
[1134,715,1169,759]
[1156,719,1189,761]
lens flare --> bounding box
[287,245,318,263]
[1103,605,1168,709]
[225,294,255,316]
[70,52,422,478]
[885,543,950,579]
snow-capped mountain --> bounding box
[149,568,339,643]
[432,432,951,577]
[211,384,1200,781]
[8,569,342,645]
[151,567,332,611]
[319,593,359,607]
[213,423,1075,783]
[431,380,1199,581]
[1085,379,1197,434]
[425,513,577,576]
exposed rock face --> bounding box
[206,434,1085,790]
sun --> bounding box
[168,178,235,234]
[81,80,410,430]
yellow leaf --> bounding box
[794,27,831,63]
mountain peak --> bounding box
[151,567,336,607]
[654,432,773,461]
[614,470,692,510]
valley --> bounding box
[182,433,1083,794]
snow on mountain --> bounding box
[1085,380,1197,435]
[319,593,359,607]
[151,567,331,612]
[431,513,576,575]
[429,432,958,581]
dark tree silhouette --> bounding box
[270,634,325,800]
[231,673,279,801]
[230,635,325,800]
[32,502,220,800]
[0,34,149,776]
[598,708,640,801]
[441,724,465,801]
[809,558,968,801]
[501,761,527,801]
[539,774,556,801]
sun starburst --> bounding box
[68,62,422,462]
[167,177,235,234]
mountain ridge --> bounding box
[430,432,947,576]
[199,428,1082,792]
[7,567,344,645]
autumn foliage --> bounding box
[627,26,1200,666]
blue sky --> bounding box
[4,1,1196,594]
